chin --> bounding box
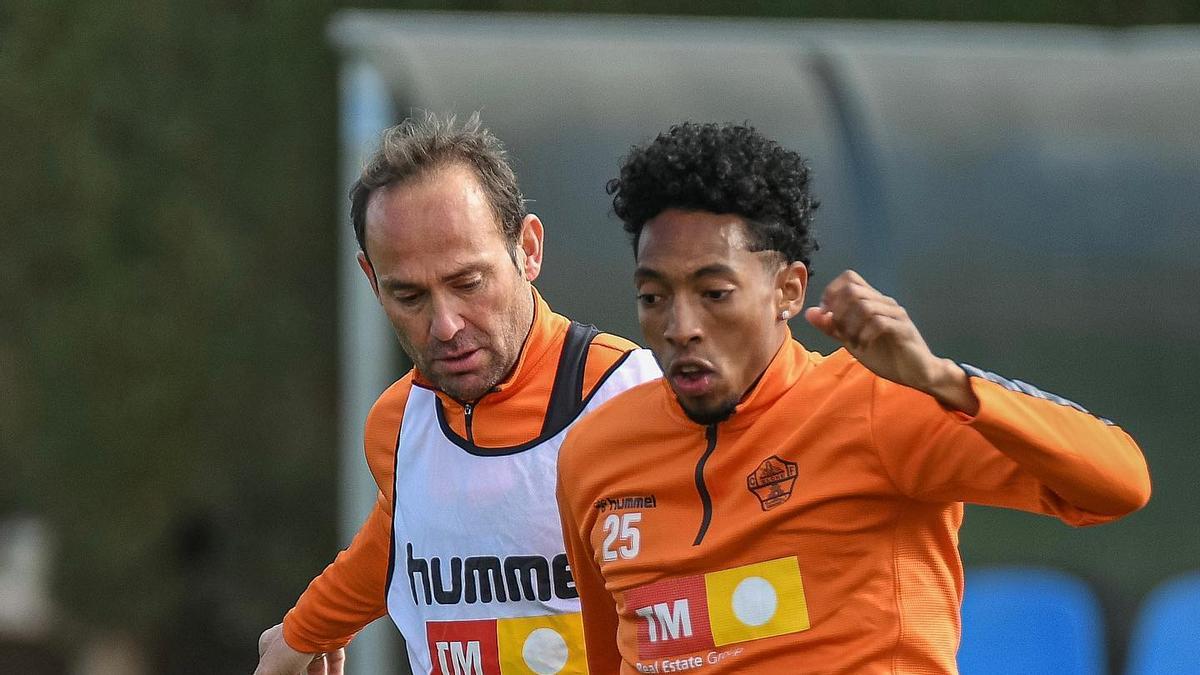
[433,373,487,403]
[679,398,737,426]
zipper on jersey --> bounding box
[692,424,718,546]
[464,403,475,444]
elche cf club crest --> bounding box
[746,455,798,511]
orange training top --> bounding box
[283,289,641,653]
[556,338,1151,675]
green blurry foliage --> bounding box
[1,0,1196,670]
[0,0,340,660]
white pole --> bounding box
[337,58,403,675]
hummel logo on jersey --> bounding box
[747,455,798,510]
[594,494,658,512]
[406,543,578,605]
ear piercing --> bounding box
[779,310,791,320]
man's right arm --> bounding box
[254,496,391,674]
[282,494,392,652]
[257,377,411,673]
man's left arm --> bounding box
[556,436,624,674]
[806,270,1150,522]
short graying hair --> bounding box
[349,112,527,260]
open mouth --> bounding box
[669,360,717,398]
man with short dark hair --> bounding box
[255,113,659,675]
[556,122,1150,674]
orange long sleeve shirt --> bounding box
[282,290,642,654]
[556,339,1150,675]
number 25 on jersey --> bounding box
[602,512,641,561]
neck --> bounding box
[737,328,791,403]
[490,285,537,388]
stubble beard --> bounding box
[437,354,504,403]
[412,295,532,404]
[678,396,738,426]
[402,276,534,403]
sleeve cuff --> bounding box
[282,608,357,654]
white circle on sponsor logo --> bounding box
[522,627,569,674]
[732,576,777,627]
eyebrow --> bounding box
[378,277,421,294]
[379,264,488,293]
[634,263,739,283]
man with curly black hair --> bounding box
[556,122,1150,673]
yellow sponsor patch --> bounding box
[704,556,810,646]
[497,612,589,675]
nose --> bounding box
[429,296,465,343]
[663,297,703,347]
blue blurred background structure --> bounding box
[2,2,1198,673]
[1125,572,1200,674]
[957,566,1108,674]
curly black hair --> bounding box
[607,122,819,270]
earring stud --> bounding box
[779,310,791,320]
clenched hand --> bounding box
[804,270,978,415]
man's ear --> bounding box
[777,261,808,320]
[518,213,545,282]
[357,251,381,299]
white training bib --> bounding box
[386,327,660,675]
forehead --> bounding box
[363,164,508,272]
[636,209,758,275]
